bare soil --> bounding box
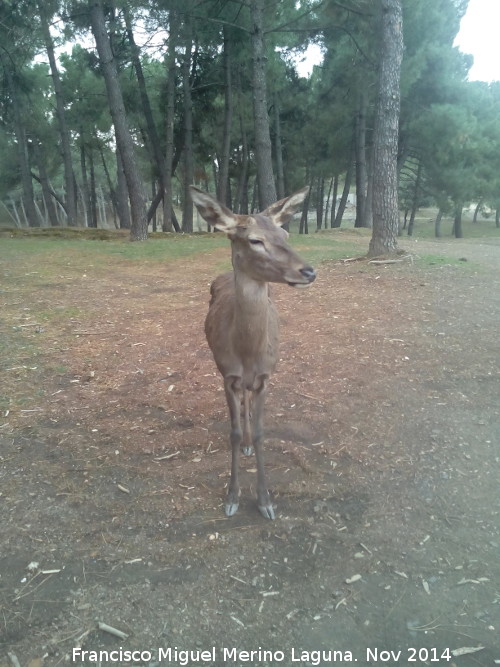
[0,234,499,667]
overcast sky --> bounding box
[454,0,500,82]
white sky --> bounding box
[454,0,500,82]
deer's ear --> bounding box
[190,186,238,232]
[262,187,310,227]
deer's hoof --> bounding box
[242,446,253,456]
[225,501,239,517]
[258,504,276,520]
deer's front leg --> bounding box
[252,376,275,520]
[224,375,242,516]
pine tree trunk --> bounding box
[33,140,58,226]
[316,176,324,231]
[90,0,148,240]
[453,201,463,238]
[181,14,194,233]
[274,93,285,200]
[330,174,339,227]
[235,75,250,214]
[472,199,481,223]
[1,52,39,227]
[407,158,422,236]
[39,3,77,226]
[217,27,233,207]
[368,0,403,257]
[354,93,368,228]
[251,0,277,209]
[163,11,180,232]
[334,157,354,228]
[124,8,167,194]
[435,208,443,238]
[115,149,131,229]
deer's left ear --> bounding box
[262,187,310,227]
[190,186,238,232]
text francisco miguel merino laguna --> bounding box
[72,645,454,664]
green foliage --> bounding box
[1,0,500,239]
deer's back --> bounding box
[205,272,279,387]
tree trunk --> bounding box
[274,93,285,200]
[217,26,233,208]
[89,150,98,228]
[251,0,277,209]
[34,141,58,226]
[181,13,194,233]
[1,52,39,227]
[354,94,368,228]
[316,176,324,231]
[299,186,311,234]
[407,158,422,236]
[453,201,463,238]
[115,149,131,229]
[368,0,403,257]
[124,8,167,195]
[89,0,148,240]
[235,74,250,214]
[435,208,443,238]
[39,2,77,226]
[330,174,339,227]
[163,11,180,232]
[334,158,354,228]
[472,199,481,223]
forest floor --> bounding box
[0,231,499,667]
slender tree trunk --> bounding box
[274,93,285,200]
[251,0,277,209]
[316,176,324,231]
[235,73,250,214]
[217,26,234,207]
[1,52,39,227]
[453,200,463,238]
[114,149,131,229]
[299,186,311,234]
[354,94,368,227]
[496,206,500,228]
[334,158,354,228]
[163,11,180,232]
[89,0,148,240]
[324,176,333,227]
[39,2,77,226]
[124,8,167,195]
[80,138,91,227]
[435,208,443,238]
[472,199,481,223]
[98,142,119,225]
[330,174,339,227]
[33,140,58,226]
[181,13,194,233]
[88,150,98,227]
[407,158,422,236]
[368,0,403,257]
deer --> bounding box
[190,186,316,520]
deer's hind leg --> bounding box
[224,375,242,516]
[252,376,275,520]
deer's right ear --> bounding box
[190,186,238,232]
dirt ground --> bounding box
[0,233,499,667]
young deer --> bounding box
[190,186,316,519]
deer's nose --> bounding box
[300,266,316,282]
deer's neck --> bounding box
[233,272,270,353]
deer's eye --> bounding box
[249,238,264,246]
